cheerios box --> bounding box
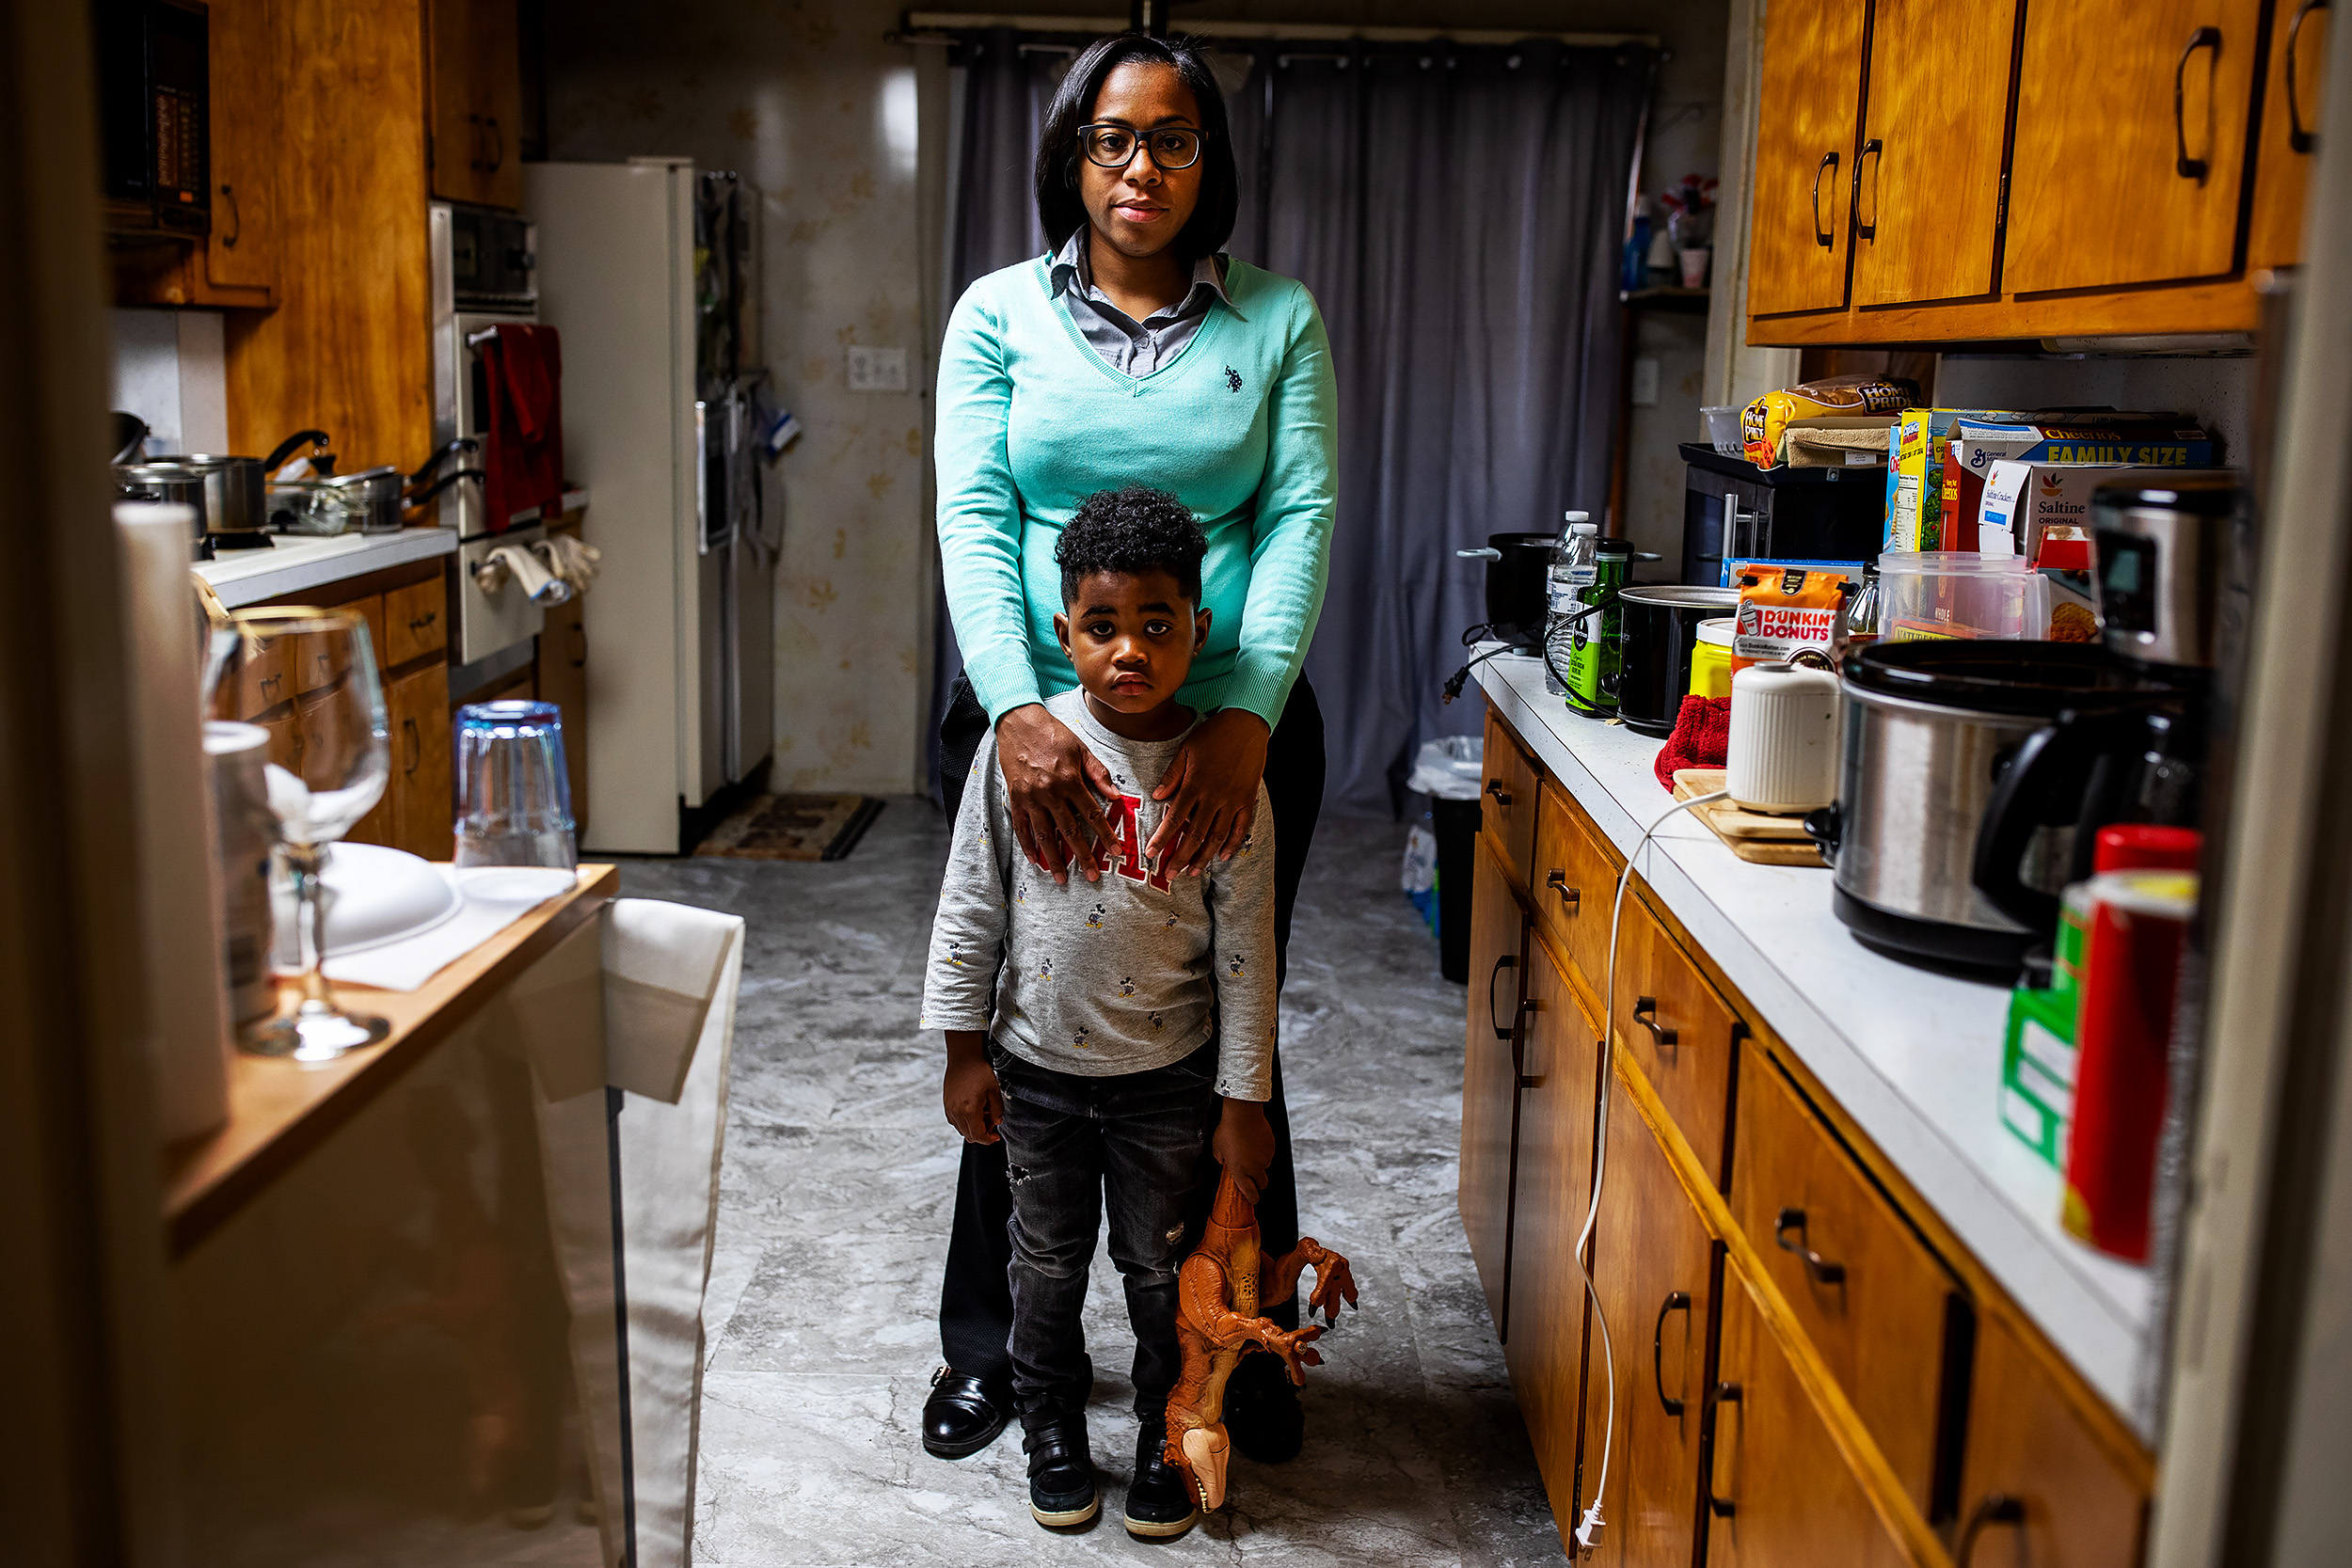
[1882,408,2037,552]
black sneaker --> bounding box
[1222,1351,1305,1464]
[1022,1406,1099,1529]
[1122,1415,1200,1539]
[922,1367,1010,1460]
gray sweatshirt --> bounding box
[919,689,1278,1101]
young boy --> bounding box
[921,484,1278,1540]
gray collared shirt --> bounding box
[1049,230,1233,378]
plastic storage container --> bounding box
[1876,552,2048,643]
[1701,405,1741,457]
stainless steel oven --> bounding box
[430,201,538,543]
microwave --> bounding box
[94,0,211,236]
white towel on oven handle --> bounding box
[482,541,572,605]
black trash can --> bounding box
[1433,796,1481,983]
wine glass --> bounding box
[204,606,392,1061]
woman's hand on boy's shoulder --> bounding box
[1148,709,1272,878]
[996,703,1120,885]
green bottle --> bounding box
[1565,538,1630,717]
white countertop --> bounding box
[1474,651,2153,1429]
[194,528,458,609]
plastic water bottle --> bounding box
[1546,512,1598,695]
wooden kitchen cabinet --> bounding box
[1576,1058,1716,1568]
[1622,899,1744,1190]
[201,0,279,303]
[1503,938,1603,1521]
[1953,1311,2151,1568]
[1850,0,2019,308]
[1747,0,1868,318]
[1481,707,1541,895]
[2249,0,2331,269]
[537,593,590,832]
[1708,1259,1914,1568]
[1461,832,1532,1338]
[1732,1036,1961,1521]
[383,577,448,668]
[387,662,453,859]
[1532,780,1617,1006]
[2006,0,2265,294]
[429,0,524,211]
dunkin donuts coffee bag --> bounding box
[1730,564,1855,675]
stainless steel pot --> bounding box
[328,466,406,533]
[166,429,333,548]
[113,462,211,558]
[1804,641,2180,974]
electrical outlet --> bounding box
[846,345,909,392]
[1630,357,1661,407]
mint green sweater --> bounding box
[934,255,1338,727]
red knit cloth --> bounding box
[1654,695,1731,791]
[478,324,564,531]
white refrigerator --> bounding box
[527,158,777,855]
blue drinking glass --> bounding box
[453,700,578,899]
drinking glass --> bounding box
[202,607,392,1060]
[453,701,578,902]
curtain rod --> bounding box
[893,11,1662,48]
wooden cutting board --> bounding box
[1671,769,1828,867]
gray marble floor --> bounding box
[620,805,1567,1567]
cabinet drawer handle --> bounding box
[1853,138,1883,241]
[1485,778,1513,806]
[2289,0,2328,153]
[1810,150,1838,247]
[219,182,240,248]
[1652,1290,1692,1416]
[2174,25,2222,180]
[1774,1207,1847,1284]
[403,716,421,774]
[1633,996,1677,1047]
[1957,1496,2025,1563]
[1545,868,1580,914]
[1703,1381,1741,1516]
[1487,953,1518,1041]
[1511,998,1539,1089]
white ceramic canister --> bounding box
[1726,659,1841,813]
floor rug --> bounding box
[693,793,886,862]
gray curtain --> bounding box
[934,36,1652,815]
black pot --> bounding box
[1616,584,1740,736]
[1456,531,1557,650]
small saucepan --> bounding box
[1455,531,1558,650]
[1616,584,1741,737]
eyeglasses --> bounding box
[1079,122,1202,171]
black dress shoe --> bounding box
[922,1367,1009,1460]
[1022,1405,1099,1528]
[1122,1415,1200,1539]
[1222,1351,1305,1464]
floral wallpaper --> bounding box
[547,0,931,795]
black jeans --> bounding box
[936,674,1327,1387]
[992,1037,1222,1420]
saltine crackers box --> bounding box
[1978,462,2199,562]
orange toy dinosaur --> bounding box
[1164,1166,1359,1511]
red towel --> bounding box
[1654,695,1731,792]
[478,324,564,530]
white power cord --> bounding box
[1571,788,1727,1555]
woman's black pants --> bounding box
[933,675,1326,1387]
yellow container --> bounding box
[1690,617,1735,698]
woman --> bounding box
[922,30,1337,1481]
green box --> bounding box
[2000,985,2079,1169]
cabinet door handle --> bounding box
[487,117,505,172]
[1633,996,1677,1047]
[1703,1381,1741,1516]
[1853,138,1883,241]
[1485,778,1513,806]
[1545,868,1580,914]
[1957,1496,2026,1563]
[1774,1207,1847,1284]
[1511,998,1539,1088]
[1810,150,1838,247]
[403,716,421,774]
[1488,952,1518,1041]
[219,182,240,248]
[2174,25,2222,180]
[569,619,587,667]
[1652,1290,1692,1416]
[2289,1,2328,153]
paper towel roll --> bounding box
[116,503,233,1141]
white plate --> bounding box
[272,843,464,958]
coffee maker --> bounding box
[1970,476,2240,934]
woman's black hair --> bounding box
[1033,33,1238,265]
